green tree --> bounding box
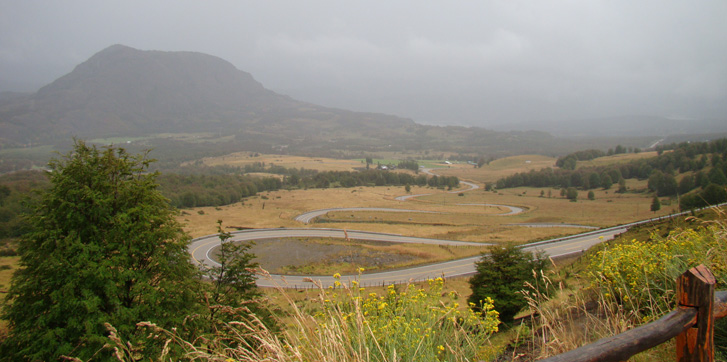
[702,183,727,205]
[678,175,695,195]
[566,187,579,202]
[199,220,274,342]
[0,185,10,206]
[600,173,613,190]
[648,170,678,196]
[1,141,200,361]
[617,178,628,193]
[477,157,487,168]
[468,244,548,324]
[587,173,600,190]
[651,195,661,213]
[204,221,259,310]
[588,190,595,200]
[709,167,727,186]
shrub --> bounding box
[469,244,548,324]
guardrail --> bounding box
[539,265,727,362]
[521,202,727,249]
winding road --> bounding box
[189,225,627,288]
[188,167,722,289]
[294,208,440,224]
[189,171,619,288]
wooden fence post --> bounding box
[676,264,715,362]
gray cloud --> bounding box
[1,0,725,128]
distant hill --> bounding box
[0,45,657,169]
[0,45,416,147]
[491,115,727,138]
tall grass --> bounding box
[589,216,727,320]
[521,211,727,360]
[102,274,500,361]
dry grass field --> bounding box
[575,151,658,168]
[432,155,557,184]
[0,256,19,333]
[245,236,487,275]
[197,152,367,172]
[180,176,668,243]
[172,152,675,274]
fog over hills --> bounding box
[492,115,727,138]
[1,44,723,163]
[0,45,415,147]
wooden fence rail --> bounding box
[540,265,727,362]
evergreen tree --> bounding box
[1,141,200,361]
[702,183,727,206]
[678,175,695,195]
[651,195,661,213]
[587,173,600,190]
[709,167,727,186]
[566,187,579,201]
[600,173,613,190]
[468,244,547,324]
[198,221,275,343]
[617,178,628,193]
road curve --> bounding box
[394,171,479,201]
[189,226,626,288]
[294,208,440,224]
[455,203,524,215]
[190,228,487,266]
[295,204,523,224]
[193,201,727,288]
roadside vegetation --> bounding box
[517,209,727,360]
[64,208,727,362]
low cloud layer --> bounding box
[1,1,725,128]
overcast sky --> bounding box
[1,1,725,128]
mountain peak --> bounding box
[97,43,138,55]
[0,45,413,146]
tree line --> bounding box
[555,144,645,170]
[0,171,47,242]
[157,164,458,209]
[497,139,727,209]
[0,161,459,240]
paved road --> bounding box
[189,225,627,288]
[189,169,611,288]
[506,223,599,229]
[190,228,487,264]
[394,171,479,201]
[456,203,524,215]
[295,204,523,224]
[296,172,495,224]
[190,201,726,288]
[294,208,440,224]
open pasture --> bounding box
[240,237,487,275]
[431,155,557,184]
[177,151,675,274]
[575,151,658,168]
[199,152,367,172]
[179,177,667,245]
